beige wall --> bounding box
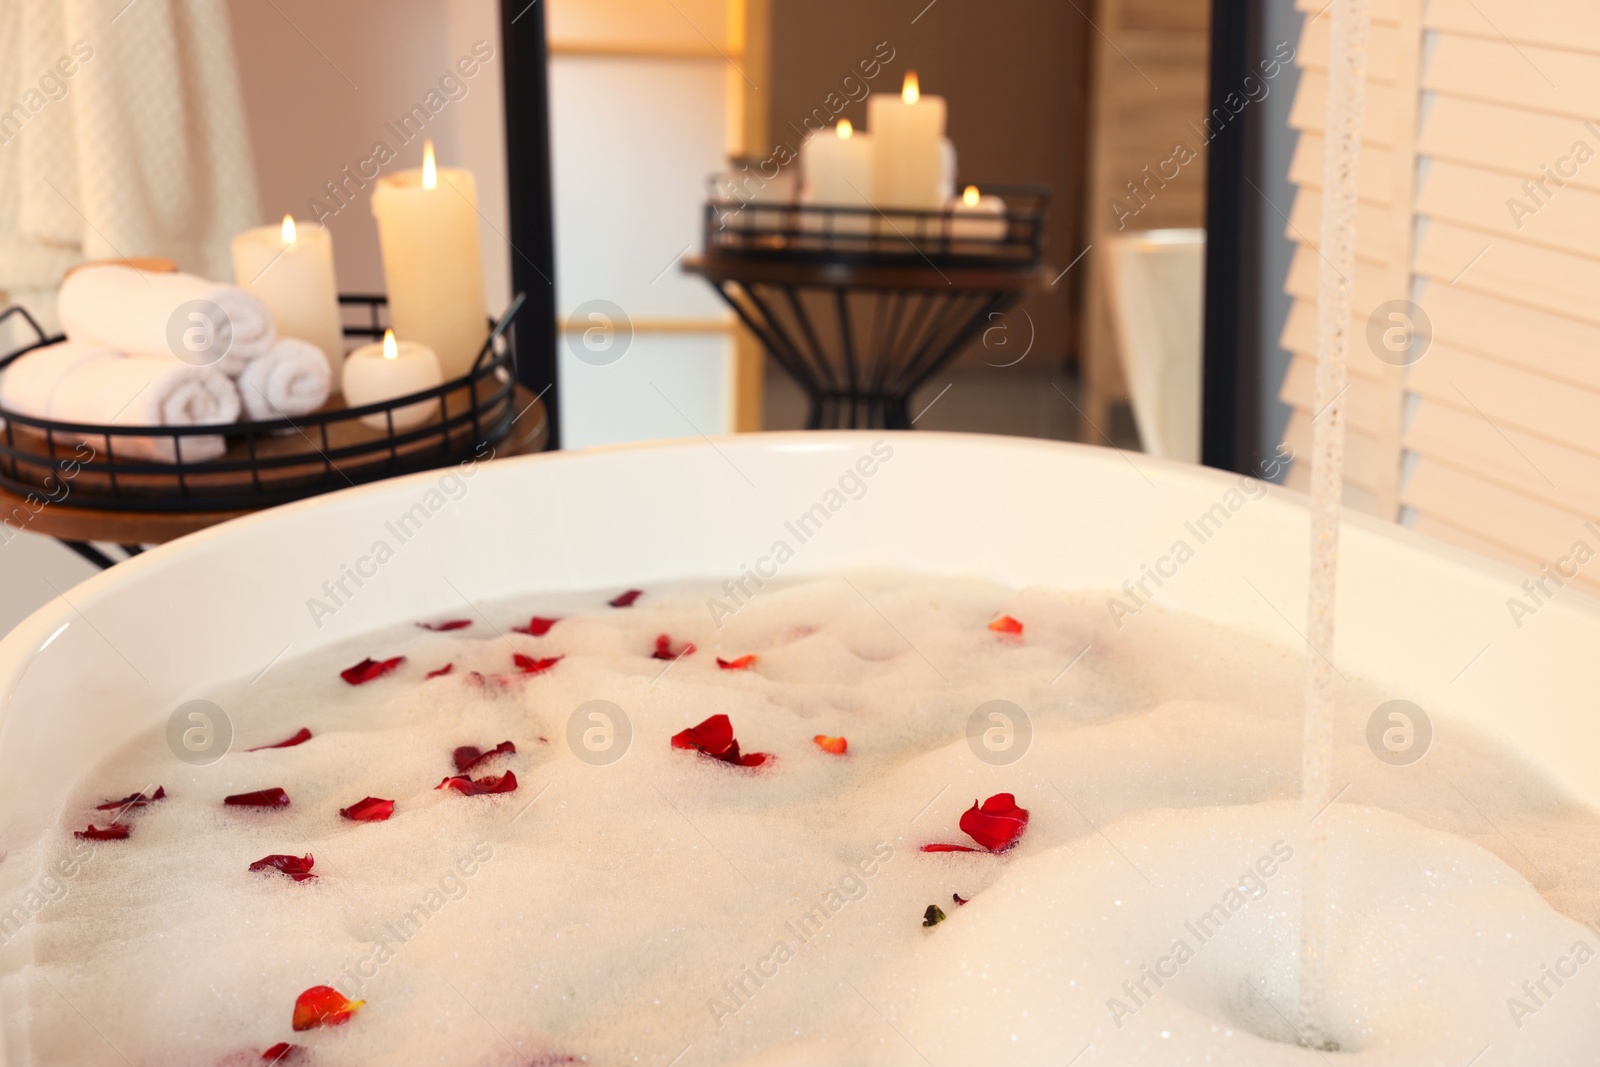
[228,0,509,314]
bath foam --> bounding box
[889,802,1600,1064]
[0,572,1597,1065]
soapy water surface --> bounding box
[1,573,1596,1065]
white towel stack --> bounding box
[0,341,241,462]
[0,264,334,464]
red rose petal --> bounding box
[340,656,405,685]
[292,985,364,1031]
[225,787,291,809]
[261,1043,304,1063]
[94,786,165,811]
[513,653,563,675]
[653,634,695,660]
[716,654,757,670]
[919,843,981,853]
[416,619,472,632]
[514,616,560,636]
[249,853,316,882]
[609,589,643,608]
[436,770,518,796]
[672,714,769,767]
[672,713,736,756]
[454,741,516,773]
[959,793,1031,853]
[953,893,970,905]
[813,735,848,755]
[247,728,312,752]
[75,824,130,841]
[426,663,455,679]
[988,615,1024,635]
[340,797,395,822]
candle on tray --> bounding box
[342,328,443,431]
[231,216,344,389]
[867,72,947,210]
[370,141,488,381]
[948,185,1007,244]
[801,120,874,235]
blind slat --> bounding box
[1289,71,1400,146]
[1280,353,1401,439]
[1408,342,1600,458]
[1289,187,1395,264]
[1289,132,1395,204]
[1425,34,1600,122]
[1421,282,1600,393]
[1415,157,1600,261]
[1417,96,1600,195]
[1414,219,1600,329]
[1426,0,1600,57]
[1405,396,1600,515]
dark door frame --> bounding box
[499,0,561,447]
[1200,0,1265,475]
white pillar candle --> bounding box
[948,185,1008,244]
[802,120,875,236]
[342,328,444,431]
[231,216,344,391]
[370,141,488,382]
[866,72,947,210]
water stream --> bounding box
[1297,0,1372,1050]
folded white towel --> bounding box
[237,337,332,421]
[0,341,240,463]
[58,265,277,375]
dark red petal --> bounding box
[425,663,455,679]
[340,797,395,822]
[75,824,130,841]
[920,843,981,853]
[958,793,1031,853]
[453,741,516,773]
[716,654,757,670]
[435,771,518,796]
[953,893,970,905]
[94,786,165,811]
[732,751,771,767]
[609,589,643,608]
[671,713,735,756]
[514,616,560,636]
[249,854,316,881]
[247,728,312,752]
[652,634,696,660]
[512,653,563,675]
[225,787,291,809]
[340,656,405,685]
[416,619,472,632]
[261,1043,304,1063]
[988,614,1024,635]
[292,985,364,1031]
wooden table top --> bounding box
[1,388,548,546]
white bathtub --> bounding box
[1,431,1597,1052]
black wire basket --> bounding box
[702,182,1050,267]
[0,293,527,512]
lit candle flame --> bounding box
[383,329,399,360]
[280,215,297,244]
[837,119,853,140]
[422,141,437,191]
[963,185,980,207]
[902,72,920,105]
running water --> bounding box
[1297,0,1372,1050]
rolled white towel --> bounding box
[58,264,277,375]
[0,341,240,463]
[237,337,332,421]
